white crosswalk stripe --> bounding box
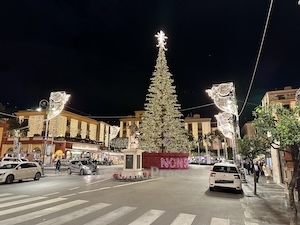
[0,193,256,225]
[128,209,165,225]
[170,213,196,225]
[36,202,111,225]
[211,217,230,225]
[0,197,66,217]
[0,196,47,209]
[0,200,87,225]
[84,206,137,225]
[0,193,13,197]
[0,194,28,202]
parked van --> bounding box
[0,157,28,167]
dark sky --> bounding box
[0,0,299,126]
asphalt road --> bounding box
[0,165,289,225]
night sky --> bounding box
[0,0,299,126]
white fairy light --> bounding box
[206,82,238,116]
[155,30,168,50]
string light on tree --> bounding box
[139,30,190,152]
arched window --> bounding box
[33,148,42,159]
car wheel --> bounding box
[67,168,72,175]
[34,172,41,180]
[209,187,214,191]
[80,169,84,176]
[5,174,14,184]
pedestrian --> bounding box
[262,163,272,184]
[253,161,261,183]
[38,160,44,175]
[55,159,61,173]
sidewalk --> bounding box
[242,173,293,224]
[242,173,286,198]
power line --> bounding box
[239,0,274,116]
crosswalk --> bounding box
[0,193,259,225]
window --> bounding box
[213,166,238,173]
[21,163,29,169]
[126,155,133,169]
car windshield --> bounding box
[0,164,19,169]
[213,166,238,173]
[81,160,91,165]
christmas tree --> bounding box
[139,30,190,153]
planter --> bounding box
[142,152,189,169]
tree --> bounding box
[238,135,268,194]
[7,118,28,137]
[110,137,129,151]
[252,104,300,225]
[139,31,190,152]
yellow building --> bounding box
[119,111,228,157]
[261,86,298,185]
[1,110,112,165]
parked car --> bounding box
[0,162,42,184]
[0,157,29,167]
[67,159,99,175]
[209,162,242,193]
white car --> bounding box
[0,157,28,167]
[209,162,242,193]
[0,162,42,184]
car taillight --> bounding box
[210,172,216,177]
[234,174,240,179]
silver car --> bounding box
[67,159,99,175]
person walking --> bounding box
[253,161,261,183]
[55,159,61,173]
[262,163,272,184]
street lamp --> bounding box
[40,91,70,164]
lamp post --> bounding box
[197,138,200,165]
[39,91,70,164]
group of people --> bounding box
[243,160,272,183]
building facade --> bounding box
[1,110,112,165]
[261,86,298,185]
[119,111,230,158]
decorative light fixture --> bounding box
[40,91,70,164]
[206,82,240,160]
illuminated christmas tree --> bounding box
[139,30,189,153]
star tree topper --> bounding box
[155,30,168,51]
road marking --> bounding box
[68,187,79,190]
[113,178,163,188]
[0,200,87,225]
[59,193,77,198]
[78,186,112,194]
[0,193,13,197]
[170,213,196,225]
[84,206,136,225]
[210,217,230,225]
[86,178,111,186]
[0,194,28,202]
[36,202,110,225]
[43,192,60,197]
[0,196,47,209]
[128,209,165,225]
[244,222,259,225]
[0,197,66,216]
